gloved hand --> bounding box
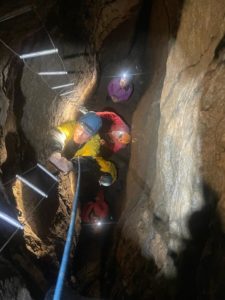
[99,173,113,187]
[49,152,73,173]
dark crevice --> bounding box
[2,56,36,182]
[127,0,152,58]
[214,34,225,59]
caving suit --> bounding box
[50,121,117,184]
[81,189,109,223]
[96,111,130,154]
[107,77,133,102]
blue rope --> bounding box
[53,158,81,300]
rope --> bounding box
[0,179,57,254]
[53,157,81,300]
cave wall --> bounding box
[153,0,225,274]
[57,0,141,51]
[107,0,181,297]
[110,0,225,299]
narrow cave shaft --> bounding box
[0,1,225,300]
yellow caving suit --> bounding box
[55,121,117,183]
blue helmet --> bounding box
[78,112,102,135]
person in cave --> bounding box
[96,110,131,157]
[107,73,133,103]
[80,189,109,225]
[48,111,117,187]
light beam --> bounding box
[52,83,74,90]
[20,48,58,59]
[0,211,23,229]
[38,71,67,75]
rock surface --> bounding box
[111,0,225,299]
[2,0,225,299]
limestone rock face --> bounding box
[153,0,225,266]
[0,53,17,167]
[0,89,9,166]
[110,0,225,299]
[58,0,141,51]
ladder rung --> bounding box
[0,5,33,23]
[52,83,74,90]
[37,163,58,182]
[19,48,58,59]
[60,90,74,96]
[38,71,67,75]
[0,211,23,229]
[16,175,48,198]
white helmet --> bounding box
[99,174,113,187]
